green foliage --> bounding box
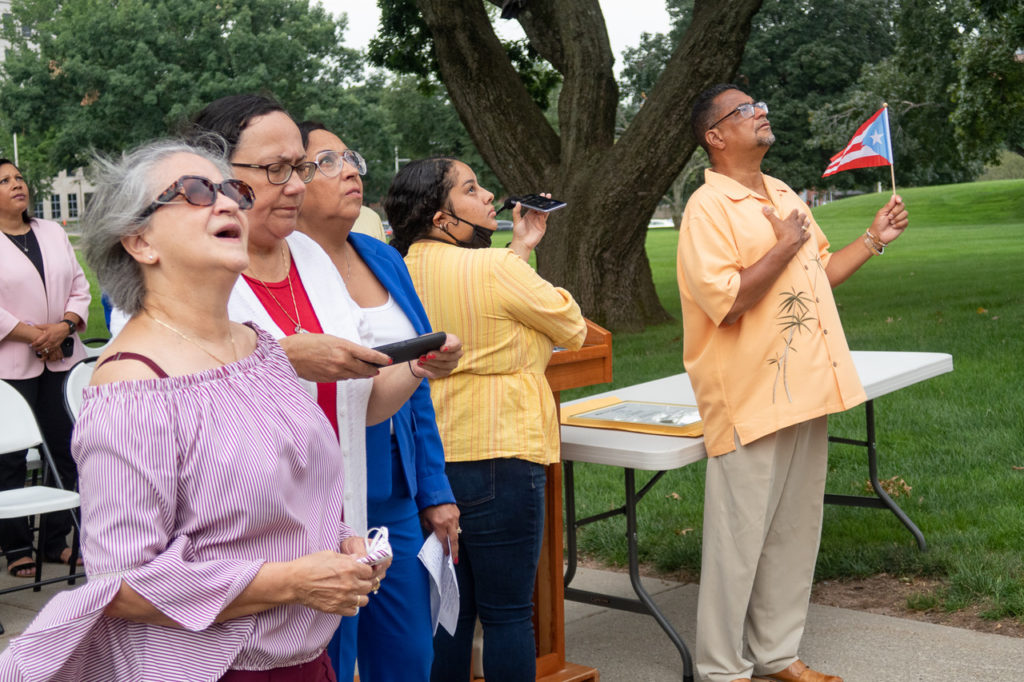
[619,32,673,111]
[0,119,53,200]
[0,0,359,179]
[619,0,692,108]
[0,0,517,212]
[978,149,1024,181]
[376,76,504,198]
[814,0,1024,187]
[368,0,561,111]
[950,2,1024,158]
[367,0,437,80]
[812,0,982,187]
[563,179,1024,620]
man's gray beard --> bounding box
[757,131,776,146]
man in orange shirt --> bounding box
[677,84,909,682]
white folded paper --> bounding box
[418,532,460,636]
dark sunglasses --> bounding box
[138,175,255,221]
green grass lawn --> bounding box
[561,179,1024,622]
[73,179,1023,620]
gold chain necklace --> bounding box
[4,228,31,253]
[145,311,237,367]
[341,242,353,281]
[251,246,309,335]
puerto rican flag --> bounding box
[822,107,892,177]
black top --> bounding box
[5,228,45,284]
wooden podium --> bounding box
[533,319,612,681]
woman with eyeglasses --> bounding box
[0,139,383,681]
[184,95,462,550]
[386,159,586,682]
[295,122,460,682]
[0,158,90,578]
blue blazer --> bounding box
[350,233,455,513]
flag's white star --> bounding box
[870,130,884,147]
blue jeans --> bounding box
[430,458,546,682]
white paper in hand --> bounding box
[417,532,459,636]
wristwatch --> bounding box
[61,318,76,335]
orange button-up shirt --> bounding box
[677,169,865,456]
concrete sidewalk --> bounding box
[563,567,1024,681]
[2,565,1022,680]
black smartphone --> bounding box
[370,331,447,367]
[516,194,567,214]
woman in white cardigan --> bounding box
[189,95,462,538]
[0,158,91,576]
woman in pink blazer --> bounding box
[0,158,91,577]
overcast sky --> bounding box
[320,1,672,70]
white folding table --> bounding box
[558,351,954,682]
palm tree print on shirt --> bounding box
[768,287,816,403]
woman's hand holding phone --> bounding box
[509,193,553,261]
[409,333,463,380]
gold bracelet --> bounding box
[864,230,885,256]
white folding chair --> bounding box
[63,356,99,424]
[80,336,111,359]
[0,379,83,635]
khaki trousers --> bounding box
[695,417,829,682]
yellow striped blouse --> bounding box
[405,241,586,465]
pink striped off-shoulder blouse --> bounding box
[0,325,353,681]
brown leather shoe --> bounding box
[757,659,842,682]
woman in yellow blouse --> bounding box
[386,158,585,682]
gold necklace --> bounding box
[251,246,308,334]
[3,228,31,253]
[145,311,237,367]
[341,244,353,281]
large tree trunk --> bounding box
[415,0,762,331]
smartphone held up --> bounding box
[497,193,567,217]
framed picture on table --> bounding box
[561,396,703,437]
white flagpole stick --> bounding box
[883,102,896,197]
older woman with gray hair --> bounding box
[0,139,383,682]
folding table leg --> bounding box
[825,400,927,550]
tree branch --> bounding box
[614,0,764,197]
[416,0,560,185]
[513,0,618,159]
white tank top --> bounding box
[362,293,416,347]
